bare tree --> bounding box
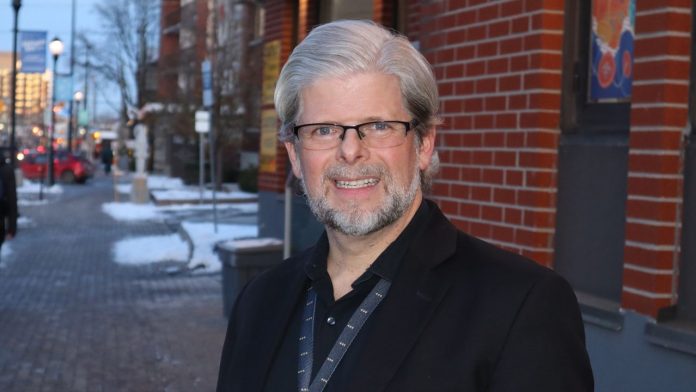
[85,0,159,131]
[211,0,258,186]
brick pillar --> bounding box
[419,0,564,267]
[622,2,692,317]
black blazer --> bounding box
[217,202,594,391]
[0,163,17,241]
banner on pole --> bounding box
[54,75,73,103]
[19,31,47,73]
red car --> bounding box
[20,150,94,184]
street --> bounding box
[0,174,228,391]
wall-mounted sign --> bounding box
[259,109,279,173]
[262,40,281,106]
[589,0,635,102]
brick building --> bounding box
[251,0,696,389]
[155,0,262,182]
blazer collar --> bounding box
[246,258,308,392]
[344,200,459,391]
[248,200,459,391]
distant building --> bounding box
[252,1,696,391]
[0,52,51,148]
[153,0,263,183]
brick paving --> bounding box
[0,175,229,391]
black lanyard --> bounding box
[297,278,391,392]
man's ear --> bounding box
[285,142,303,179]
[418,126,436,172]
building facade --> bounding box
[155,0,263,183]
[0,52,50,148]
[252,0,696,389]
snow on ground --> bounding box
[107,175,261,272]
[0,243,13,268]
[147,175,185,189]
[110,222,259,273]
[158,202,258,214]
[115,175,186,194]
[182,222,258,272]
[101,201,257,222]
[18,199,49,206]
[17,180,63,194]
[101,202,166,222]
[113,234,188,265]
[151,189,256,202]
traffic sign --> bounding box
[195,110,210,133]
[201,60,212,108]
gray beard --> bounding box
[300,159,421,237]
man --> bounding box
[0,149,18,261]
[218,20,593,391]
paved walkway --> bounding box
[0,175,228,391]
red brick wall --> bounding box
[621,0,692,317]
[419,0,565,267]
[157,1,180,101]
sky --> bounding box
[0,0,119,117]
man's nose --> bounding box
[337,128,367,163]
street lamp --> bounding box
[70,90,84,152]
[48,36,63,186]
[10,0,22,164]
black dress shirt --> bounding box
[263,200,430,391]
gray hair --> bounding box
[274,19,439,143]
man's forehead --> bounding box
[297,72,407,121]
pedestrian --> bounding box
[217,20,593,391]
[0,149,18,261]
[101,142,113,174]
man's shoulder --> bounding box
[239,245,310,299]
[448,229,565,293]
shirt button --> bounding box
[326,316,336,326]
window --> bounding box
[555,0,632,316]
[318,0,372,23]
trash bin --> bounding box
[215,238,284,318]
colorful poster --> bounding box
[259,109,279,173]
[589,0,635,102]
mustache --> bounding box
[323,164,387,180]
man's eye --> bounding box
[366,122,392,132]
[313,126,336,137]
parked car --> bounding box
[20,150,94,184]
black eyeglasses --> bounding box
[292,120,418,150]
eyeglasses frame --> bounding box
[292,119,419,145]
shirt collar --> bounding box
[304,199,430,285]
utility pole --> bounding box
[66,0,77,152]
[10,0,22,163]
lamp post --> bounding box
[71,90,83,151]
[48,36,63,186]
[10,0,22,164]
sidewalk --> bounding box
[0,175,228,391]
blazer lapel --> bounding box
[245,259,308,391]
[347,206,459,391]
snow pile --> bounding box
[113,234,188,265]
[182,222,258,272]
[151,189,256,202]
[101,202,165,222]
[147,175,185,189]
[17,180,63,194]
